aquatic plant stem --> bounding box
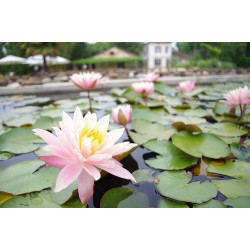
[87,90,93,112]
[124,125,132,142]
[239,104,243,119]
[142,96,147,106]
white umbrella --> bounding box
[0,55,26,65]
[24,54,70,65]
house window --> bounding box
[155,46,161,53]
[110,51,115,55]
[165,46,168,53]
[155,58,161,66]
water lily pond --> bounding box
[0,81,249,208]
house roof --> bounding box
[92,46,138,59]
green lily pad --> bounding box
[230,143,250,161]
[172,131,232,159]
[207,160,250,180]
[155,171,218,204]
[165,96,183,107]
[50,180,78,205]
[33,116,61,131]
[183,108,208,117]
[0,127,42,154]
[0,190,60,208]
[144,139,198,170]
[158,198,189,208]
[216,136,241,145]
[212,179,250,199]
[10,106,41,114]
[0,152,13,161]
[193,199,225,208]
[200,123,248,137]
[130,119,176,145]
[224,197,250,208]
[170,116,206,125]
[132,108,164,122]
[61,196,87,208]
[132,169,155,185]
[0,160,60,195]
[100,187,149,208]
[34,146,52,156]
[213,102,241,116]
[154,83,177,95]
[40,107,64,118]
[172,122,202,133]
[4,114,39,127]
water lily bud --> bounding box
[112,105,132,126]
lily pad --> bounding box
[130,119,176,145]
[50,180,78,205]
[154,83,177,95]
[144,139,198,170]
[33,116,61,130]
[4,114,39,127]
[183,108,208,117]
[10,105,41,114]
[172,131,232,159]
[100,187,149,208]
[0,190,60,208]
[0,160,60,195]
[193,199,225,208]
[230,143,250,161]
[132,169,155,185]
[170,116,206,125]
[200,123,248,137]
[155,171,218,204]
[0,152,13,161]
[207,160,250,180]
[132,108,164,122]
[212,179,250,199]
[172,122,202,133]
[0,127,42,154]
[224,197,250,208]
[158,198,189,208]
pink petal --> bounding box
[54,162,82,192]
[97,114,110,133]
[98,159,136,182]
[39,155,71,168]
[87,153,112,164]
[78,170,94,204]
[81,137,92,158]
[83,163,101,181]
[103,128,124,146]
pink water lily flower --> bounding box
[112,105,132,126]
[70,72,104,90]
[177,81,196,92]
[132,82,154,97]
[143,72,160,82]
[220,86,250,109]
[33,107,137,204]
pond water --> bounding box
[0,82,249,208]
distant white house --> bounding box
[141,42,172,69]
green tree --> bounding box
[21,42,62,72]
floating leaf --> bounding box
[132,107,166,122]
[200,123,248,137]
[216,136,241,145]
[0,190,60,208]
[61,196,87,208]
[207,160,250,180]
[183,108,208,117]
[230,143,250,161]
[50,180,78,205]
[158,198,189,208]
[0,152,13,161]
[155,171,218,204]
[193,199,225,208]
[212,179,250,199]
[33,116,61,130]
[144,139,198,170]
[172,131,232,159]
[100,187,149,208]
[224,197,250,208]
[154,83,177,95]
[0,160,59,195]
[0,193,15,205]
[172,121,202,133]
[10,106,41,114]
[132,169,155,185]
[130,119,176,145]
[4,114,39,127]
[170,116,206,125]
[0,127,42,154]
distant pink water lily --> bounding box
[70,72,104,90]
[177,81,196,92]
[220,86,250,117]
[70,72,104,111]
[112,105,132,126]
[143,72,160,82]
[132,82,154,97]
[33,107,137,204]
